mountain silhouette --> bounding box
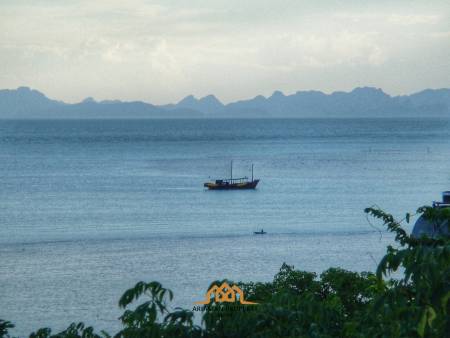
[161,94,224,115]
[1,86,449,118]
[0,87,202,118]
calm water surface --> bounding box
[1,118,449,335]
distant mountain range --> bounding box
[1,86,449,118]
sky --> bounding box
[1,0,449,104]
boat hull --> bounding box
[204,179,259,190]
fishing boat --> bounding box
[203,161,259,190]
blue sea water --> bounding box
[1,118,450,336]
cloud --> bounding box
[0,1,449,103]
[388,14,440,25]
[428,31,450,39]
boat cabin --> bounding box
[432,191,450,208]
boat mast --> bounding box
[251,164,254,182]
[230,160,233,181]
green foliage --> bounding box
[0,320,14,338]
[26,322,107,338]
[115,281,202,338]
[1,205,449,338]
[362,206,450,337]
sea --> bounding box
[1,118,449,336]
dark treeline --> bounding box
[1,205,449,337]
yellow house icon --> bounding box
[195,282,258,305]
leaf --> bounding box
[417,306,437,337]
[442,291,450,314]
[426,306,436,327]
[417,310,427,337]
